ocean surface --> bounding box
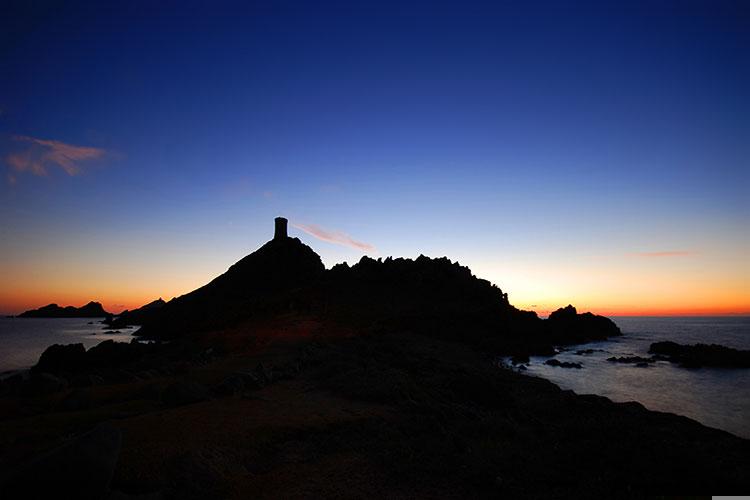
[513,316,750,439]
[0,318,136,374]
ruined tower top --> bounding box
[274,217,288,240]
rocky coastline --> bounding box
[2,227,747,498]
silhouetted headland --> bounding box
[17,301,110,318]
[134,220,620,358]
[1,218,748,499]
[103,298,166,329]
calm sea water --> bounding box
[0,318,136,374]
[515,316,750,439]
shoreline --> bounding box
[2,323,749,498]
[3,320,749,439]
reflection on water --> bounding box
[515,316,750,438]
[0,318,136,373]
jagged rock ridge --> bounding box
[136,228,620,354]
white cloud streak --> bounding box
[292,222,376,253]
[6,135,106,177]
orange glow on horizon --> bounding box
[0,293,165,316]
[1,244,748,318]
[518,303,750,318]
[3,289,748,318]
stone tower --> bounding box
[274,217,288,240]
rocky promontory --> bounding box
[3,219,745,499]
[103,298,166,329]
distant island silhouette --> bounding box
[1,217,748,498]
[18,301,110,318]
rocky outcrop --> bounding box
[134,232,621,356]
[137,236,325,339]
[0,424,122,500]
[32,341,152,376]
[313,257,620,355]
[607,356,655,365]
[33,343,88,373]
[104,298,166,329]
[162,380,210,407]
[544,358,583,369]
[18,301,110,318]
[544,305,621,345]
[1,339,219,397]
[649,341,750,368]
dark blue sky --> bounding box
[1,0,748,314]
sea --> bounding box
[511,316,750,439]
[0,316,748,439]
[0,317,136,374]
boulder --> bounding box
[544,359,583,369]
[1,424,122,500]
[162,380,210,406]
[26,372,68,394]
[33,343,87,374]
[59,388,94,411]
[87,340,146,369]
[510,354,530,365]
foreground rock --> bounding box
[1,424,122,500]
[18,301,110,318]
[1,329,748,498]
[649,341,750,368]
[34,343,88,373]
[0,339,215,396]
[161,380,210,407]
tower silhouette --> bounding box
[274,217,288,240]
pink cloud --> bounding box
[629,251,693,258]
[6,135,106,178]
[292,222,376,253]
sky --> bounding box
[1,0,748,316]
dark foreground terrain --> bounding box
[1,319,748,499]
[1,226,747,498]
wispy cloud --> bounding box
[5,135,106,178]
[292,222,376,253]
[629,251,693,258]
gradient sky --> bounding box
[1,0,748,316]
